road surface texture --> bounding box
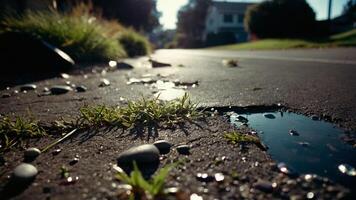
[0,48,355,200]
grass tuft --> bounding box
[0,115,46,153]
[224,131,260,144]
[118,29,151,57]
[116,162,173,199]
[79,93,200,128]
[0,8,127,62]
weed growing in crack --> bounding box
[115,162,173,200]
[0,115,46,153]
[79,93,201,128]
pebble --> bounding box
[75,85,87,92]
[264,113,276,119]
[99,78,110,87]
[52,148,62,155]
[253,180,274,193]
[196,173,214,182]
[12,163,38,182]
[338,164,356,176]
[214,173,225,182]
[190,193,203,200]
[50,85,73,95]
[153,140,172,154]
[69,157,79,165]
[24,148,41,162]
[117,144,160,173]
[277,162,297,176]
[289,129,300,136]
[20,84,37,91]
[60,73,70,79]
[177,145,190,155]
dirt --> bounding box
[0,116,351,200]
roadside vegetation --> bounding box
[209,29,356,51]
[0,4,151,62]
[79,93,200,128]
[116,162,173,199]
[0,116,46,153]
[0,94,200,153]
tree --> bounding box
[92,0,160,32]
[244,0,316,39]
[343,0,356,21]
[176,0,211,48]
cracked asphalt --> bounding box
[2,48,356,130]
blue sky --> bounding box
[157,0,350,29]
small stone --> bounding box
[214,173,225,182]
[52,148,62,155]
[24,148,41,162]
[108,60,117,68]
[60,73,70,79]
[253,180,274,193]
[50,85,72,95]
[99,78,110,87]
[12,163,38,182]
[177,145,190,155]
[2,93,11,98]
[190,193,203,200]
[75,85,87,92]
[196,173,214,182]
[153,140,172,154]
[117,144,160,175]
[289,129,300,136]
[43,87,49,92]
[277,162,297,177]
[264,113,276,119]
[338,164,356,176]
[69,158,79,165]
[20,84,37,91]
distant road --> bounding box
[151,48,356,129]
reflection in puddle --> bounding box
[127,77,198,101]
[228,111,356,188]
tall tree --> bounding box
[176,0,211,48]
[93,0,160,32]
[244,0,316,38]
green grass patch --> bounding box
[224,131,260,144]
[209,29,356,50]
[79,93,200,128]
[118,29,151,57]
[0,115,46,153]
[116,162,173,199]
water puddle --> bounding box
[226,110,356,188]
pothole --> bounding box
[214,106,356,189]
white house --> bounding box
[203,1,254,43]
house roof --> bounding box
[212,1,254,13]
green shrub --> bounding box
[0,10,126,62]
[118,29,151,57]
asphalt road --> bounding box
[1,48,356,130]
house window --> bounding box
[238,14,244,23]
[223,14,233,23]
